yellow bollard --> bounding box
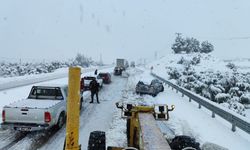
[65,67,81,150]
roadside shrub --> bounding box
[227,97,245,116]
[240,93,250,104]
[168,68,181,79]
[215,93,231,103]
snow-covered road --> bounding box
[39,75,128,150]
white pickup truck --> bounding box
[1,84,83,132]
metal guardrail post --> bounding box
[198,103,201,109]
[232,122,236,132]
[212,112,215,118]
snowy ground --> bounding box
[108,68,250,150]
[0,67,250,150]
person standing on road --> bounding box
[89,78,100,103]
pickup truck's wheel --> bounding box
[80,97,83,111]
[88,131,105,150]
[152,93,157,97]
[126,119,131,145]
[56,112,65,129]
[161,86,164,92]
[169,135,200,150]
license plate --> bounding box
[17,127,31,131]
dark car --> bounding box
[136,81,157,97]
[114,67,122,75]
[150,79,164,92]
[135,79,164,97]
[97,73,111,84]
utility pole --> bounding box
[154,51,157,60]
[99,54,103,65]
[175,32,182,38]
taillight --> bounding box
[44,112,51,123]
[2,110,5,122]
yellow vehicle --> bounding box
[88,102,176,150]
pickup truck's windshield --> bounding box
[28,86,64,100]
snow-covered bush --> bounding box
[209,85,224,101]
[226,62,237,70]
[0,54,98,78]
[200,41,214,53]
[240,93,250,104]
[163,53,249,116]
[168,68,181,79]
[193,81,206,94]
[227,97,245,116]
[191,56,200,65]
[228,87,243,97]
[215,93,231,103]
[171,34,213,54]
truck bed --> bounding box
[6,99,61,109]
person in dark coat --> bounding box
[89,78,100,103]
[94,69,98,75]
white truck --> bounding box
[1,84,83,132]
[114,58,129,75]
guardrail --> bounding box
[151,73,250,134]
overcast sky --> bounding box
[0,0,250,63]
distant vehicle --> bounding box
[130,61,135,67]
[136,79,164,97]
[1,84,83,132]
[97,72,111,84]
[136,81,157,97]
[114,58,128,76]
[116,58,126,70]
[83,76,103,90]
[114,66,123,76]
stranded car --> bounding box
[97,72,111,84]
[135,79,164,97]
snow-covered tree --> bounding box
[171,34,186,54]
[185,37,200,53]
[200,41,214,53]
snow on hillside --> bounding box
[148,53,250,117]
[119,68,250,150]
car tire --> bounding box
[169,135,200,150]
[56,112,65,129]
[88,131,106,150]
[161,86,164,92]
[127,119,131,145]
[80,97,83,111]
